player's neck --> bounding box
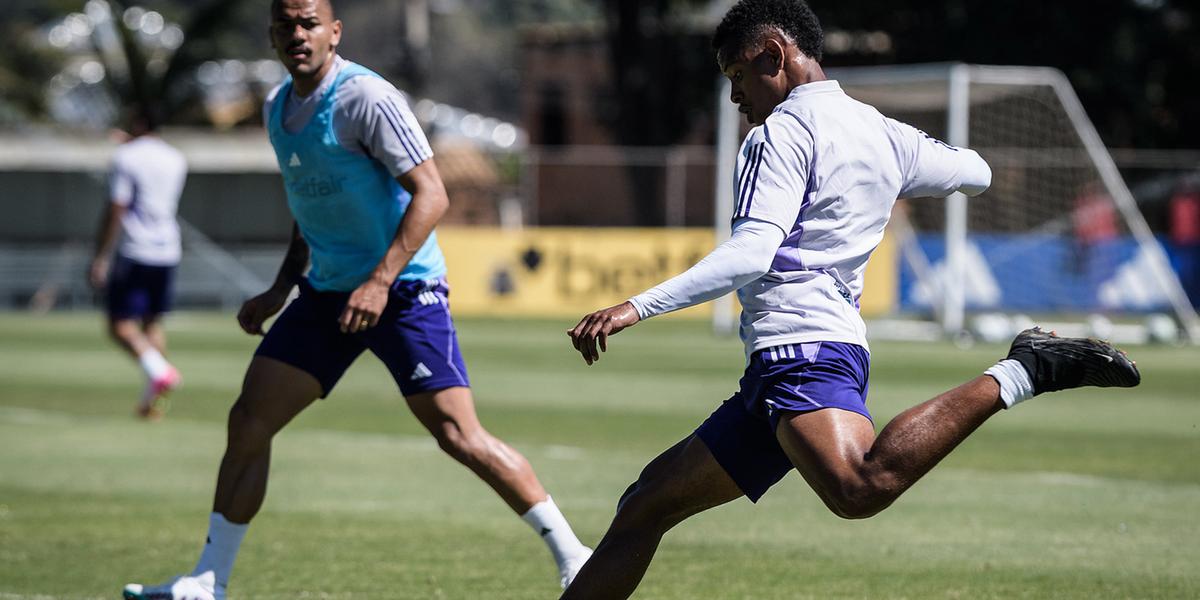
[786,60,827,90]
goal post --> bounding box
[712,76,739,336]
[713,63,1199,343]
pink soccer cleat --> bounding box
[137,366,181,420]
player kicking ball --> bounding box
[123,1,589,598]
[562,1,1140,598]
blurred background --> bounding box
[0,0,1198,341]
[2,3,1199,598]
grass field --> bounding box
[1,311,1198,599]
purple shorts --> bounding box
[106,255,176,320]
[255,278,469,398]
[695,341,871,502]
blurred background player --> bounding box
[1169,186,1200,306]
[89,103,186,420]
[562,1,1141,597]
[123,1,589,599]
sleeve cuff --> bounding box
[627,294,654,321]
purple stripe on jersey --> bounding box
[381,98,430,163]
[740,143,766,218]
[376,101,420,163]
[734,142,758,219]
[736,143,764,220]
[768,128,818,273]
[770,229,805,272]
[388,97,432,159]
[127,180,142,218]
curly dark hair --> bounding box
[712,0,824,63]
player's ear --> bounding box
[763,38,786,73]
[330,19,342,48]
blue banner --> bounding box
[899,234,1182,312]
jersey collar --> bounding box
[785,79,843,101]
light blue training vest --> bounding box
[267,62,446,292]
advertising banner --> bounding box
[438,227,896,319]
[898,234,1176,312]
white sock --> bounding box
[191,512,249,590]
[521,496,587,568]
[137,349,171,381]
[985,359,1034,408]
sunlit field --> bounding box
[1,312,1197,599]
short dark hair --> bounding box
[127,102,164,133]
[270,0,336,19]
[712,0,824,63]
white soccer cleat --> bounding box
[123,571,223,600]
[559,546,593,590]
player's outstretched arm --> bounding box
[338,161,449,334]
[954,149,992,197]
[629,218,784,318]
[238,222,308,335]
[566,219,784,365]
[891,119,992,199]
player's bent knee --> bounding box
[615,481,640,513]
[433,424,489,464]
[827,498,885,520]
[107,319,138,342]
[823,481,895,520]
[224,401,273,459]
[610,482,684,534]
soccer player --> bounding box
[561,1,1141,598]
[123,1,590,598]
[90,105,186,420]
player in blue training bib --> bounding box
[122,2,590,599]
[561,1,1140,598]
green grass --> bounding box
[1,311,1198,599]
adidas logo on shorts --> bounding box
[410,363,433,380]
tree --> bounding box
[99,0,261,126]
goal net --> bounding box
[793,63,1198,343]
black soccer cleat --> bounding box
[1004,327,1140,395]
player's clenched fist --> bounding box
[567,301,640,365]
[237,288,289,335]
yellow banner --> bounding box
[437,227,895,319]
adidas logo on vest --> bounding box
[288,152,302,167]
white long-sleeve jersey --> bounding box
[630,79,991,355]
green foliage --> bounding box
[101,0,259,126]
[0,313,1197,598]
[0,22,65,122]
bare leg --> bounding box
[405,386,546,513]
[213,356,322,523]
[107,317,155,359]
[560,435,744,600]
[142,315,167,355]
[776,375,1003,519]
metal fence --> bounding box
[0,129,1194,311]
